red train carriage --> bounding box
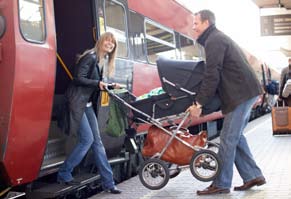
[1,0,274,198]
[244,50,279,120]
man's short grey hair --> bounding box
[195,9,216,25]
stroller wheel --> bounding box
[138,158,169,190]
[190,150,221,182]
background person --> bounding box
[187,9,266,195]
[278,58,291,105]
[57,32,122,194]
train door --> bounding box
[0,0,56,187]
[39,0,132,184]
[95,0,133,158]
[39,0,99,178]
[24,0,107,198]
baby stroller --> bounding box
[106,57,221,190]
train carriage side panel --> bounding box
[0,0,16,182]
[0,0,56,186]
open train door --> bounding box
[0,0,56,188]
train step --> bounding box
[27,155,130,199]
[26,172,101,199]
[4,191,26,199]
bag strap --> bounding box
[277,100,285,107]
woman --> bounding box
[57,32,122,194]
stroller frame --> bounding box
[105,78,221,190]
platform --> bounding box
[89,114,291,199]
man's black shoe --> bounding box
[105,187,122,194]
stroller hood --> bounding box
[157,57,205,97]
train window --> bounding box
[0,15,6,39]
[179,35,206,61]
[104,0,128,58]
[128,11,147,62]
[18,0,45,43]
[267,67,272,80]
[145,20,176,63]
[179,35,194,60]
[98,7,106,36]
[193,41,206,61]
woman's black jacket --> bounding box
[65,52,101,136]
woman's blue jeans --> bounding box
[213,96,264,189]
[58,106,115,189]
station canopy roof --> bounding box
[252,0,291,9]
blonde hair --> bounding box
[76,32,118,76]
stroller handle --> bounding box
[104,83,126,90]
[104,84,136,99]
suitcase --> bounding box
[271,102,291,135]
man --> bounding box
[187,10,266,195]
[278,58,291,105]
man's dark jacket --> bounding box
[196,25,263,114]
[65,51,101,136]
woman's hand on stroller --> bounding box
[99,81,125,90]
[110,83,125,89]
[186,103,202,118]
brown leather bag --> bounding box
[142,125,207,165]
[271,104,291,133]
